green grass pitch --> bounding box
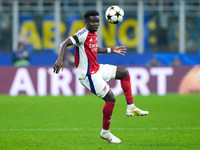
[0,94,200,150]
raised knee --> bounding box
[121,68,129,79]
[116,67,129,79]
[123,69,129,77]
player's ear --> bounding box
[85,19,88,24]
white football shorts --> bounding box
[78,64,117,98]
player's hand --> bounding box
[113,46,127,56]
[53,59,64,74]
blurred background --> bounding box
[0,0,199,66]
[0,0,200,95]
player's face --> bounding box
[86,16,100,33]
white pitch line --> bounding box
[0,127,200,131]
[0,128,82,131]
[113,127,200,130]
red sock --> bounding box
[120,75,134,105]
[102,102,115,130]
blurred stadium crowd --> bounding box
[0,0,200,66]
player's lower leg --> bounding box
[120,74,134,105]
[120,74,149,116]
[100,102,121,143]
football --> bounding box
[105,5,124,24]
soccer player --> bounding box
[53,10,149,143]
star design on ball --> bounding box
[115,11,121,17]
[111,6,115,10]
[113,20,120,24]
[107,14,112,20]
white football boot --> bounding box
[100,129,121,143]
[126,104,149,116]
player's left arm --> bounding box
[97,46,127,56]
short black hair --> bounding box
[84,10,99,20]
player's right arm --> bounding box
[53,28,87,74]
[53,38,73,74]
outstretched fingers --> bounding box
[53,64,63,74]
[114,46,127,56]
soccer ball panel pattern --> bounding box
[105,5,124,24]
